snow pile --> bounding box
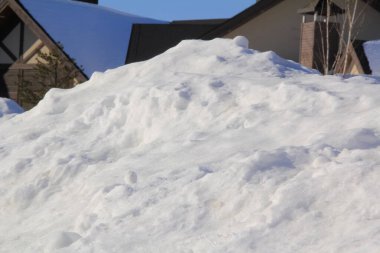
[0,98,23,118]
[1,37,380,253]
[364,40,380,76]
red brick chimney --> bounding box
[298,0,344,73]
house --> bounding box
[0,0,228,108]
[1,0,380,108]
[202,0,380,75]
[127,0,380,75]
[0,0,164,105]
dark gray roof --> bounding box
[126,22,222,64]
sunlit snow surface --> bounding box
[364,40,380,76]
[1,37,380,252]
[19,0,165,76]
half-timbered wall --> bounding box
[0,49,13,63]
[0,5,41,102]
[1,12,37,62]
[0,0,87,109]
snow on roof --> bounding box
[363,40,380,76]
[19,0,166,77]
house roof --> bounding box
[297,0,345,15]
[18,0,165,77]
[202,0,380,39]
[202,0,283,39]
[126,20,225,64]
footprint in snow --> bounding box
[125,171,138,184]
[175,84,192,110]
[209,80,225,89]
[46,231,81,251]
[103,184,134,200]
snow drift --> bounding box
[0,98,23,119]
[1,37,380,253]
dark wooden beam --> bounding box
[0,41,17,61]
[8,63,35,70]
[0,63,11,69]
[0,0,8,13]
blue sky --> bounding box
[99,0,256,21]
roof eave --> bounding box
[201,0,283,39]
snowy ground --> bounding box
[1,37,380,252]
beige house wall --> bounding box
[350,64,360,75]
[25,43,50,64]
[223,0,306,62]
[333,0,380,40]
[351,1,380,40]
[223,0,380,63]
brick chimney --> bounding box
[298,0,344,73]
